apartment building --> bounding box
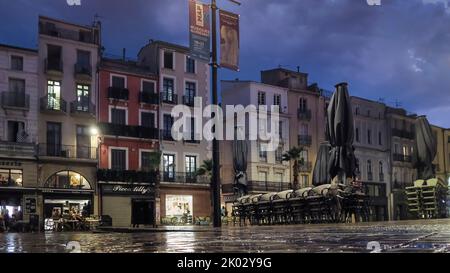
[138,40,211,223]
[37,16,101,227]
[97,58,160,227]
[0,44,39,224]
[221,80,291,209]
[351,97,391,221]
[261,68,328,188]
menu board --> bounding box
[25,197,37,214]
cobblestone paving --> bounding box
[1,219,450,253]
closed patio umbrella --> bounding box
[412,116,437,180]
[312,142,331,186]
[233,127,248,196]
[326,82,357,184]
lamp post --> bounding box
[209,0,240,228]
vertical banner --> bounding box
[189,0,211,62]
[219,10,240,71]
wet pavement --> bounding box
[2,219,450,253]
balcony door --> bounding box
[76,50,90,69]
[47,80,61,110]
[111,149,127,170]
[76,125,91,159]
[141,112,155,128]
[46,122,61,156]
[76,84,90,111]
[163,78,174,101]
[185,155,197,182]
[9,78,25,107]
[185,82,196,103]
[7,121,26,143]
[47,44,62,70]
[163,154,175,181]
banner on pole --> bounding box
[219,10,239,71]
[189,0,211,62]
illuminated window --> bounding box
[44,171,91,190]
[0,169,23,187]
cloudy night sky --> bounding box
[1,0,449,127]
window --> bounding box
[367,160,372,180]
[185,155,197,175]
[111,108,126,125]
[11,56,23,71]
[301,175,308,188]
[278,121,283,138]
[163,114,174,132]
[299,98,307,112]
[141,151,154,171]
[185,82,196,104]
[46,122,61,156]
[378,131,382,145]
[355,158,360,175]
[0,169,23,187]
[111,149,127,170]
[367,129,372,144]
[275,145,283,163]
[300,150,308,164]
[163,78,175,101]
[163,51,174,69]
[258,91,266,105]
[47,44,62,70]
[379,161,384,181]
[300,123,308,136]
[163,154,175,179]
[258,142,267,162]
[112,76,125,88]
[355,106,359,116]
[274,94,281,107]
[186,56,195,73]
[76,125,91,159]
[7,121,26,143]
[355,128,360,142]
[141,112,155,128]
[44,171,91,189]
[47,80,61,110]
[76,50,90,68]
[403,145,409,156]
[76,84,90,111]
[367,110,371,117]
[258,171,268,182]
[142,80,155,93]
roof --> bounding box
[100,57,156,78]
[221,80,289,91]
[261,67,308,76]
[38,15,96,31]
[0,43,38,53]
[138,40,190,56]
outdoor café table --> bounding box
[64,220,79,231]
[85,219,100,230]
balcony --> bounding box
[40,95,67,114]
[391,128,414,139]
[183,96,195,107]
[45,58,63,75]
[247,180,291,192]
[0,141,35,158]
[98,123,159,139]
[108,87,129,101]
[160,92,178,104]
[97,169,159,184]
[1,92,30,111]
[39,23,97,44]
[298,109,312,120]
[162,172,209,185]
[379,173,384,182]
[38,144,97,160]
[74,63,92,80]
[139,92,159,105]
[367,172,373,181]
[393,153,412,162]
[298,135,312,146]
[161,129,174,141]
[70,101,96,118]
[299,161,312,172]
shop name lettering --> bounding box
[112,185,150,195]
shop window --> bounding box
[0,169,23,187]
[165,195,193,220]
[44,171,91,190]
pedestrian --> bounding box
[3,209,10,231]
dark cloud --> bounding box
[1,0,449,126]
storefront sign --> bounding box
[219,9,240,71]
[223,194,237,203]
[189,0,210,62]
[25,197,36,214]
[102,185,154,196]
[0,161,22,167]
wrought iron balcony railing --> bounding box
[247,180,291,192]
[298,109,312,120]
[0,141,35,157]
[160,92,178,104]
[38,144,97,160]
[40,95,67,113]
[162,172,209,184]
[393,153,412,162]
[1,92,30,110]
[97,169,159,184]
[139,91,159,104]
[98,123,159,139]
[74,63,92,78]
[108,87,129,100]
[45,58,63,73]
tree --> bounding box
[196,159,213,178]
[282,146,305,190]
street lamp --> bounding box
[209,0,241,228]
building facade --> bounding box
[138,40,212,224]
[261,68,327,188]
[37,16,101,228]
[221,80,291,211]
[0,44,39,226]
[97,58,160,227]
[351,97,391,221]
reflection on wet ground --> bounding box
[2,219,450,253]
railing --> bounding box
[40,95,67,113]
[247,180,291,192]
[139,92,159,104]
[40,23,96,44]
[0,141,35,157]
[74,63,92,77]
[393,153,412,162]
[183,95,195,107]
[298,109,312,120]
[70,101,96,116]
[38,144,97,160]
[299,161,312,172]
[379,173,384,182]
[45,58,63,73]
[162,172,209,184]
[367,172,373,181]
[108,87,129,100]
[391,128,414,139]
[298,135,312,146]
[160,92,178,104]
[161,129,174,141]
[1,92,30,110]
[98,123,159,139]
[97,169,159,184]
